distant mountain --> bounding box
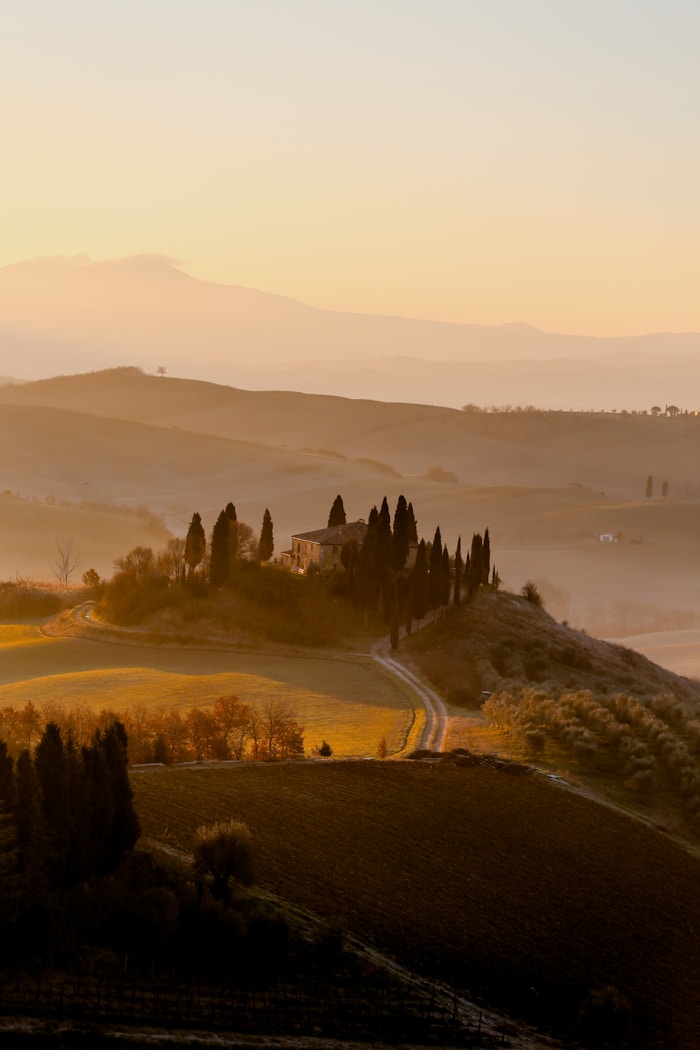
[1,254,699,409]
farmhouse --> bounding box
[282,520,368,573]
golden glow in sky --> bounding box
[3,1,699,336]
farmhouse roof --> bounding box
[292,521,368,545]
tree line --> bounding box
[483,687,700,826]
[0,719,140,915]
[0,696,304,765]
[327,493,496,649]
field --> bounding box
[0,625,418,758]
[132,759,700,1050]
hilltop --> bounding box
[2,255,699,408]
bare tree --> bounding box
[156,366,167,378]
[53,537,80,589]
[156,536,186,581]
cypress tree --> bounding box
[340,538,359,603]
[13,750,43,882]
[482,527,491,585]
[646,475,653,499]
[209,510,230,586]
[99,721,140,872]
[258,508,274,562]
[328,495,346,527]
[376,497,393,621]
[468,532,483,597]
[392,495,409,571]
[355,519,379,622]
[226,503,237,521]
[0,742,14,808]
[34,723,71,887]
[185,512,206,583]
[441,546,451,609]
[0,804,21,936]
[411,540,429,622]
[428,526,443,612]
[407,502,418,545]
[453,536,462,606]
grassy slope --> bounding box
[132,760,700,1049]
[404,589,700,845]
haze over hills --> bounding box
[2,255,700,410]
[2,368,700,674]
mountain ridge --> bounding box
[2,256,699,409]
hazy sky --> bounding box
[3,1,699,335]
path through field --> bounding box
[371,629,449,752]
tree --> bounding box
[258,508,274,562]
[521,580,543,606]
[410,540,429,622]
[453,536,462,606]
[650,405,662,417]
[0,804,21,931]
[114,545,155,586]
[192,819,253,900]
[81,567,102,595]
[377,737,388,760]
[53,537,79,589]
[392,495,409,571]
[662,480,669,498]
[406,502,418,545]
[468,532,483,597]
[646,475,653,499]
[482,527,491,586]
[340,538,359,602]
[441,546,451,609]
[212,695,250,760]
[318,740,333,758]
[428,526,443,613]
[328,495,346,527]
[156,366,167,378]
[355,517,379,621]
[209,510,230,586]
[34,723,72,886]
[184,513,206,582]
[229,520,257,565]
[87,721,140,874]
[260,698,304,760]
[156,537,186,582]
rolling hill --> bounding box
[2,254,700,409]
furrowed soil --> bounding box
[132,759,700,1049]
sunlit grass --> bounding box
[0,656,413,758]
[0,624,57,647]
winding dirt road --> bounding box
[370,633,449,753]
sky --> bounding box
[3,0,699,336]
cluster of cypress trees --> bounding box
[336,494,493,649]
[0,720,140,907]
[186,504,275,586]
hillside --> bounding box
[132,759,700,1050]
[404,590,700,846]
[2,255,700,409]
[2,369,700,661]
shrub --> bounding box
[521,580,544,607]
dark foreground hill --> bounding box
[132,760,700,1050]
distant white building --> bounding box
[598,533,618,543]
